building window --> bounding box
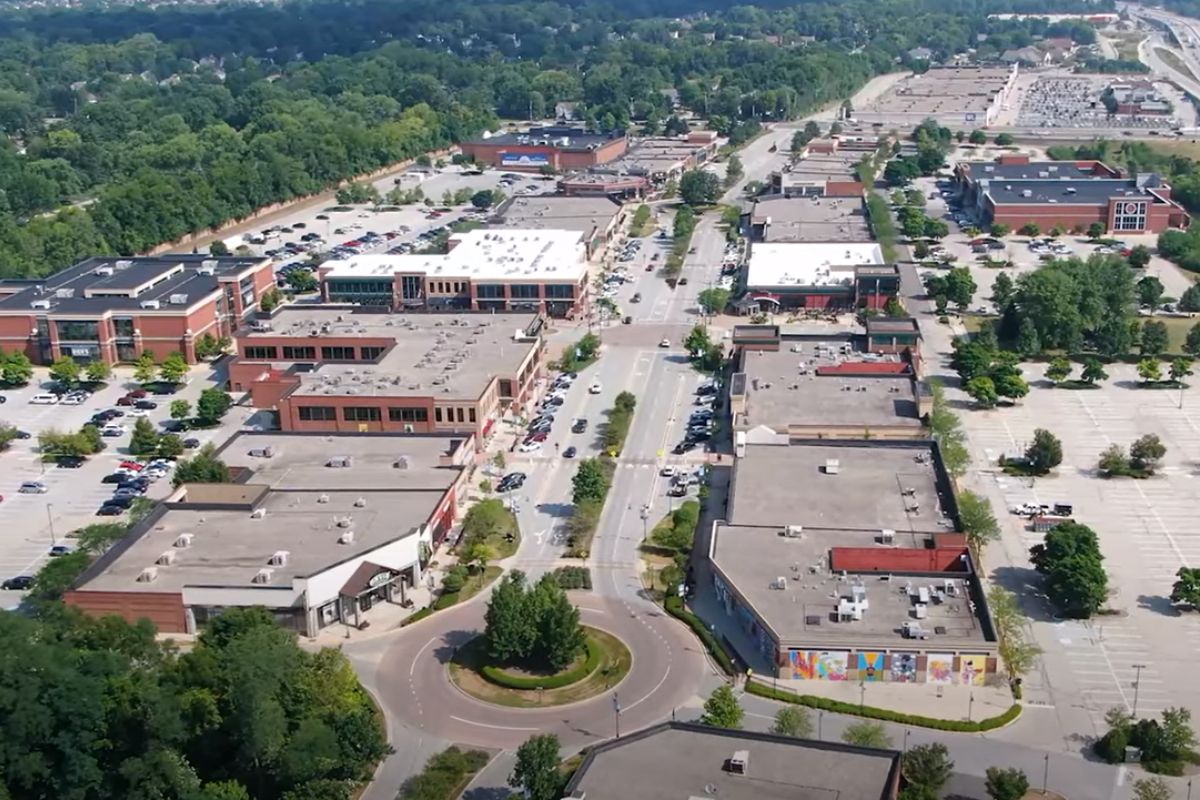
[468,407,477,423]
[298,406,337,421]
[544,284,576,299]
[360,346,386,361]
[1113,200,1147,232]
[388,407,429,422]
[342,407,382,422]
[499,379,514,397]
[401,275,423,300]
[456,407,465,423]
[476,283,504,299]
[326,278,393,305]
[321,346,356,360]
[509,284,539,299]
[55,320,100,341]
[435,407,443,423]
[281,346,316,360]
[244,345,279,360]
[113,317,135,338]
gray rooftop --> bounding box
[467,126,621,151]
[984,178,1171,206]
[242,307,541,402]
[494,195,622,236]
[565,722,900,800]
[0,255,267,315]
[74,432,467,594]
[960,159,1100,181]
[592,136,709,175]
[734,342,920,432]
[751,196,872,243]
[728,441,953,534]
[782,153,864,182]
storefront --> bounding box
[337,561,410,629]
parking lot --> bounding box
[1017,76,1179,131]
[0,364,256,603]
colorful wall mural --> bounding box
[858,652,885,682]
[960,654,987,686]
[890,652,918,683]
[927,653,954,684]
[789,650,850,680]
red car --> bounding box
[118,461,144,472]
[525,431,549,443]
[127,389,148,399]
[116,396,133,406]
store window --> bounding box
[298,406,336,421]
[244,345,278,360]
[282,346,316,360]
[388,407,429,422]
[342,407,382,422]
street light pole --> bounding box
[859,679,866,711]
[818,710,824,741]
[1132,663,1148,717]
[1042,753,1049,793]
[903,730,910,755]
[46,503,56,547]
[968,692,974,722]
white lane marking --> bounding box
[625,663,671,712]
[449,716,540,731]
[411,636,437,678]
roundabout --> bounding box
[448,626,632,708]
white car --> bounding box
[517,441,542,453]
[60,394,86,406]
[18,481,47,494]
[659,338,671,348]
[660,466,678,478]
[128,408,150,418]
[29,394,59,405]
[588,381,602,394]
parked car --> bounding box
[498,472,527,492]
[49,545,72,557]
[517,440,542,453]
[29,393,59,405]
[572,418,588,434]
[1,575,34,591]
[56,455,85,468]
[589,381,603,394]
[18,481,47,494]
[134,399,158,410]
[96,504,125,516]
[562,446,577,458]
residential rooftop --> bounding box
[984,177,1175,206]
[734,341,920,432]
[745,242,883,288]
[0,255,267,315]
[750,196,873,242]
[241,307,541,400]
[564,722,900,800]
[72,432,468,594]
[320,228,587,283]
[493,196,622,236]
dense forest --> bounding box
[0,0,1113,278]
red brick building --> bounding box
[229,308,546,445]
[461,126,628,171]
[0,255,274,365]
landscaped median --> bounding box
[745,679,1023,733]
[565,392,636,558]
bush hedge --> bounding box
[481,635,602,690]
[400,607,434,627]
[745,680,1023,732]
[552,565,592,590]
[400,746,490,800]
[664,594,736,675]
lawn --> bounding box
[1156,47,1199,82]
[458,499,520,559]
[1153,314,1197,355]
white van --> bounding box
[29,393,59,405]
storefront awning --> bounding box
[339,561,396,598]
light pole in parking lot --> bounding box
[640,504,650,541]
[46,503,56,547]
[1132,663,1148,717]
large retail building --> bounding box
[459,126,628,171]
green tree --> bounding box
[75,522,129,554]
[1019,222,1040,237]
[697,287,731,316]
[965,375,998,408]
[197,388,233,424]
[1,352,32,386]
[129,417,161,456]
[993,370,1029,403]
[1130,434,1167,472]
[509,735,563,800]
[990,272,1015,311]
[84,360,112,384]
[987,585,1041,681]
[1140,320,1169,356]
[699,685,743,729]
[1025,428,1063,474]
[902,743,953,796]
[1082,358,1109,384]
[484,571,536,662]
[957,489,1000,554]
[1185,323,1200,357]
[1138,358,1164,383]
[48,355,80,387]
[679,169,720,206]
[534,575,586,671]
[1098,443,1129,476]
[985,767,1029,800]
[259,287,282,313]
[159,433,185,459]
[1129,245,1153,270]
[1045,356,1072,384]
[724,154,743,187]
[1029,521,1109,618]
[990,223,1011,238]
[769,705,813,738]
[683,325,712,358]
[287,271,318,293]
[172,443,231,486]
[1015,317,1042,356]
[1170,566,1200,608]
[572,458,610,505]
[133,352,157,384]
[159,351,189,384]
[995,133,1015,146]
[923,218,949,240]
[209,241,231,257]
[968,129,987,144]
[842,720,892,748]
[1170,357,1194,384]
[1137,276,1165,310]
[170,399,192,421]
[1180,284,1200,313]
[1087,222,1106,240]
[944,267,976,311]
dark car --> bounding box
[56,455,85,468]
[49,545,72,557]
[107,495,136,509]
[673,440,698,455]
[294,222,307,229]
[96,504,124,516]
[2,575,33,590]
[498,472,527,492]
[102,473,126,484]
[12,430,30,440]
[183,438,200,449]
[316,214,329,220]
[562,446,577,458]
[150,384,178,396]
[525,431,549,443]
[572,418,588,434]
[678,277,688,285]
[162,419,190,433]
[134,399,158,410]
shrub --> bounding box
[665,594,735,675]
[480,636,602,690]
[401,746,490,800]
[551,566,592,590]
[442,565,468,594]
[744,681,1022,732]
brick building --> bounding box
[229,308,546,443]
[955,155,1190,234]
[739,242,899,313]
[460,126,628,171]
[319,228,589,318]
[0,255,273,365]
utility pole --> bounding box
[613,692,621,738]
[1132,663,1148,717]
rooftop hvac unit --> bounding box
[317,494,330,504]
[94,266,114,276]
[268,550,289,566]
[782,525,804,539]
[201,259,219,269]
[354,497,367,508]
[137,567,158,583]
[115,260,133,269]
[252,568,274,584]
[880,528,895,544]
[336,516,353,528]
[140,300,161,310]
[769,576,788,590]
[168,293,189,305]
[156,551,176,566]
[30,299,52,310]
[174,533,193,548]
[327,455,353,468]
[823,459,840,475]
[728,751,750,775]
[338,530,355,544]
[250,508,266,519]
[394,455,410,469]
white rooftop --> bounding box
[323,228,588,283]
[745,242,883,288]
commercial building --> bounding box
[229,308,545,441]
[729,325,927,439]
[64,431,474,636]
[740,242,899,312]
[492,196,626,255]
[557,172,648,199]
[954,155,1190,234]
[589,131,720,183]
[745,196,873,243]
[319,228,589,317]
[563,722,901,800]
[0,255,273,365]
[459,126,628,171]
[856,65,1019,127]
[771,136,879,198]
[708,439,999,682]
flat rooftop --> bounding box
[565,722,899,800]
[321,228,587,283]
[243,308,541,400]
[593,136,709,175]
[736,342,920,431]
[783,153,863,182]
[466,126,622,151]
[0,255,266,314]
[74,433,467,594]
[863,66,1013,116]
[985,178,1173,206]
[745,242,883,288]
[959,160,1104,181]
[729,441,953,533]
[751,196,873,243]
[494,196,621,236]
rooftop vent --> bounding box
[140,300,161,310]
[354,497,367,507]
[137,567,158,583]
[156,551,176,566]
[250,508,266,519]
[317,494,330,504]
[93,266,114,277]
[252,568,273,584]
[823,459,840,475]
[769,576,788,590]
[394,456,410,469]
[174,533,193,549]
[336,516,353,529]
[30,299,52,310]
[338,530,355,544]
[115,260,133,269]
[728,750,750,775]
[168,293,189,305]
[782,525,804,539]
[327,455,353,468]
[268,550,289,566]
